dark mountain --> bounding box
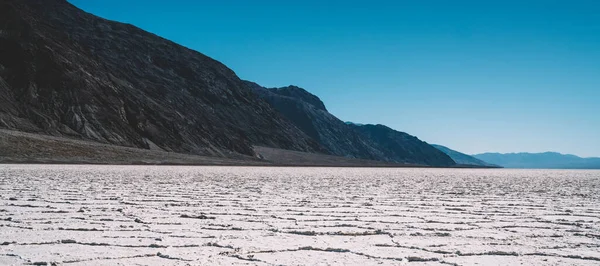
[246,81,456,167]
[245,81,386,161]
[349,124,456,167]
[0,0,323,157]
[473,152,600,169]
[431,144,499,167]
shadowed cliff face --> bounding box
[0,0,323,157]
[246,81,456,167]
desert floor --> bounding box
[1,165,599,265]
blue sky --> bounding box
[69,0,600,157]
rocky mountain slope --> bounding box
[245,81,386,161]
[0,0,322,158]
[474,152,600,169]
[349,124,456,167]
[0,0,473,167]
[432,144,498,167]
[246,81,456,167]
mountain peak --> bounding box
[242,81,328,112]
[271,85,328,112]
[345,121,364,126]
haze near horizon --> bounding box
[68,0,600,157]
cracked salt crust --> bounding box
[1,165,600,265]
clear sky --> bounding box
[68,0,600,157]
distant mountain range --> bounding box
[431,145,499,167]
[473,152,600,169]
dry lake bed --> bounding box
[1,165,599,265]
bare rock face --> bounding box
[246,81,456,166]
[0,0,322,157]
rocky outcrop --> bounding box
[246,81,456,166]
[0,0,322,157]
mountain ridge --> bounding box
[245,80,389,162]
[349,124,456,166]
[0,0,324,158]
[246,81,456,167]
[432,144,499,167]
[1,0,492,167]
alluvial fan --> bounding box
[1,165,600,265]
